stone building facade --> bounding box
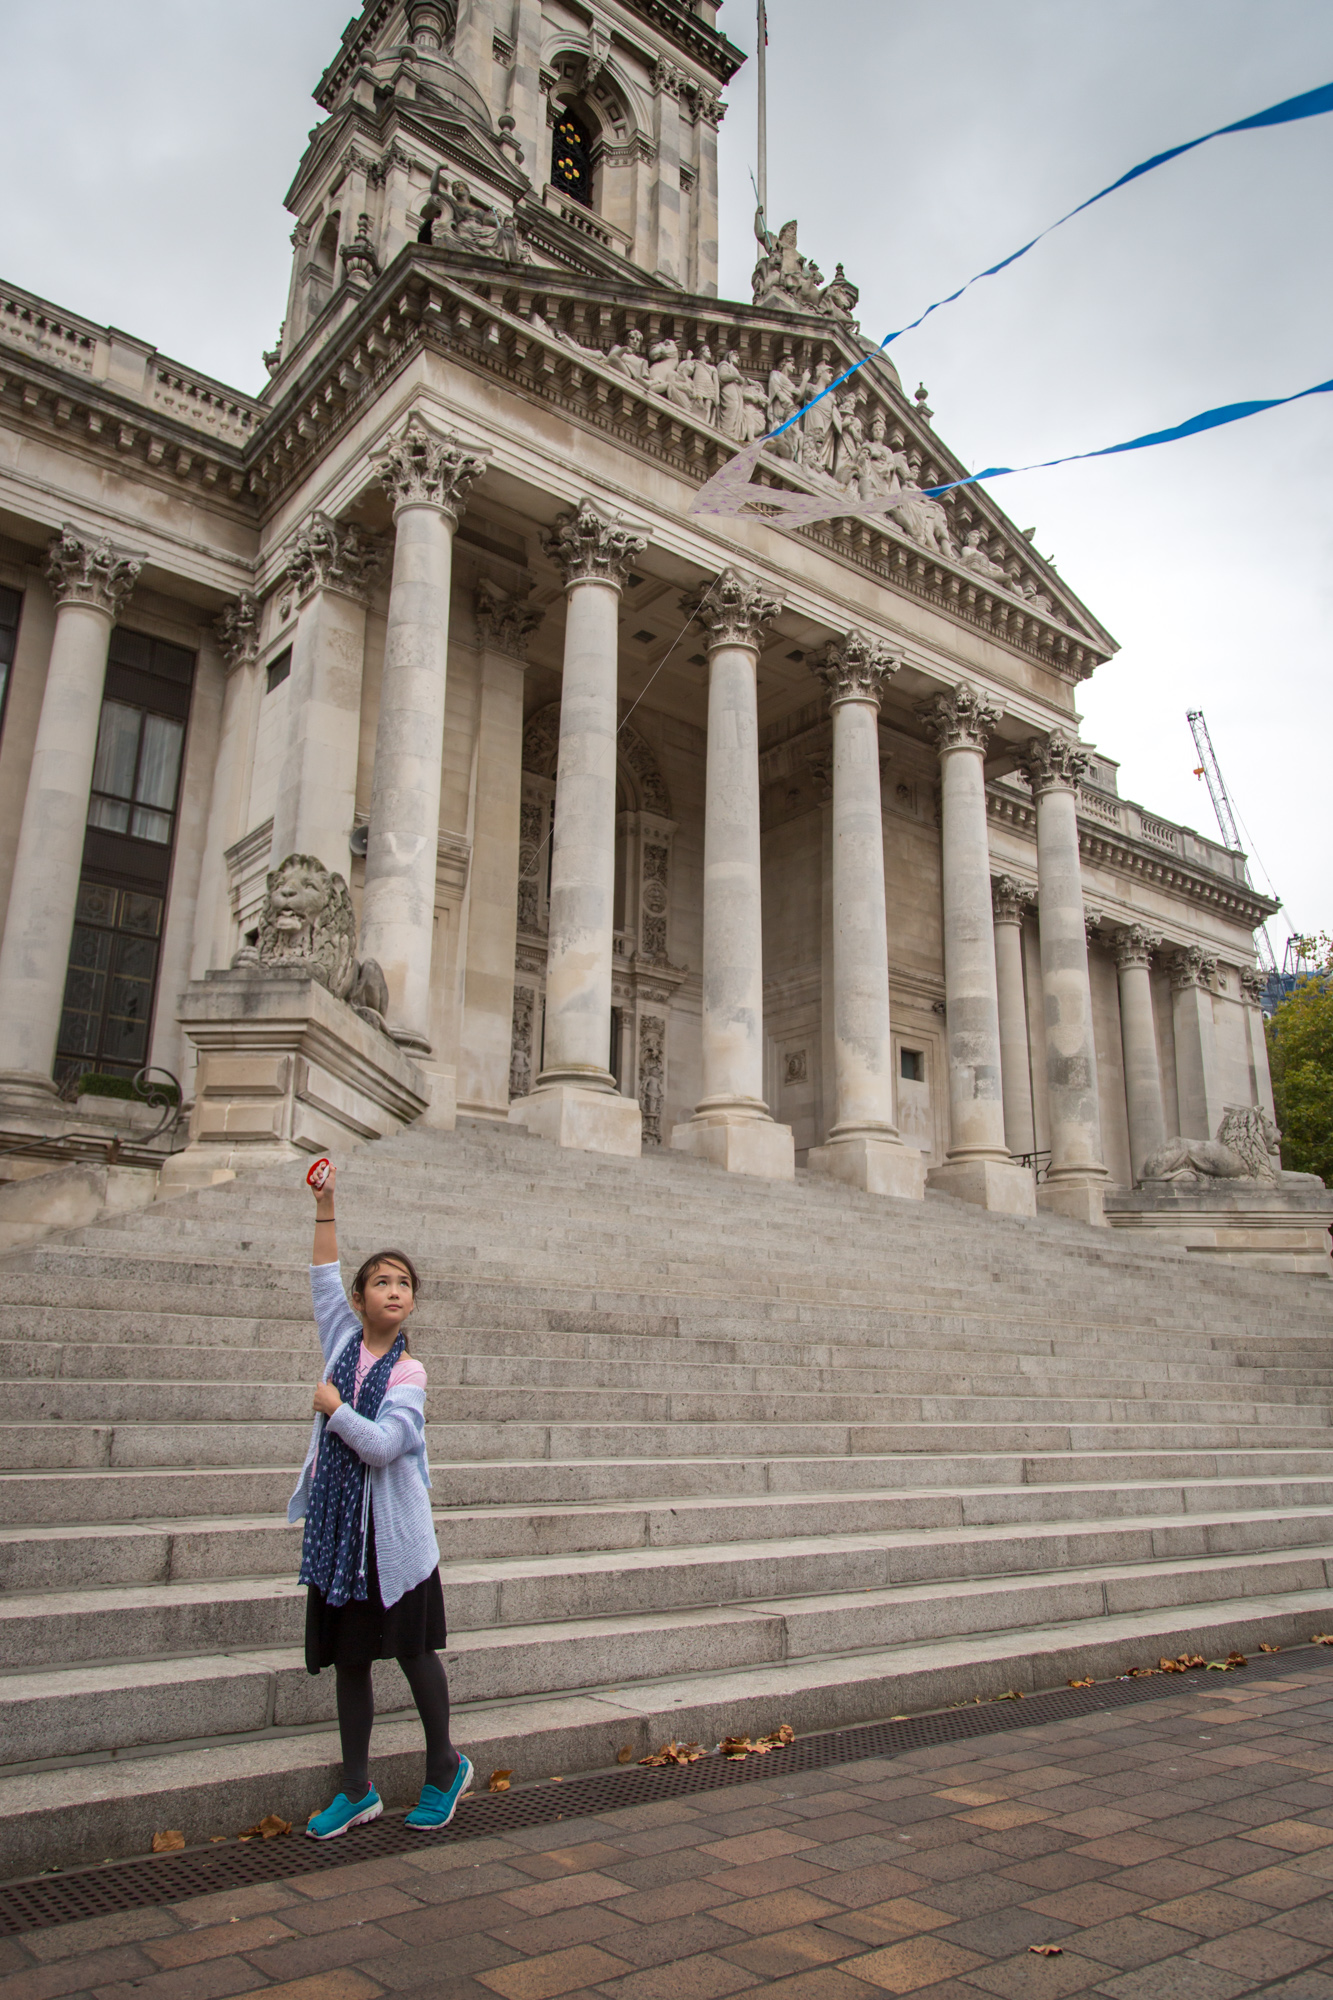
[0,0,1279,1227]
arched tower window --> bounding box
[551,109,593,207]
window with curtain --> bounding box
[87,702,186,844]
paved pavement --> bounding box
[6,1656,1333,2000]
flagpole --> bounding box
[756,0,768,219]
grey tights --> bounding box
[336,1651,459,1799]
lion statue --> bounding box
[233,854,390,1031]
[1140,1105,1324,1188]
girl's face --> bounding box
[353,1261,417,1336]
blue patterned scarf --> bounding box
[299,1328,406,1606]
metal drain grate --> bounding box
[2,1645,1326,1937]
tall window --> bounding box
[551,109,593,207]
[55,627,195,1083]
[0,585,20,745]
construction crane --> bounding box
[1186,709,1278,974]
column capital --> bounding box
[46,523,142,618]
[1168,944,1218,991]
[372,411,489,520]
[475,578,542,660]
[1111,923,1161,971]
[214,591,260,674]
[286,511,386,605]
[540,498,646,589]
[915,681,1000,755]
[682,567,784,653]
[1240,965,1267,1006]
[991,873,1036,926]
[1017,729,1089,797]
[813,630,900,707]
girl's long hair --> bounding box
[350,1250,420,1353]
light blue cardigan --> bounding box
[288,1262,441,1610]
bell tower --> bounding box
[264,0,745,384]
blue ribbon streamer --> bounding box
[692,75,1333,519]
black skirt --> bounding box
[305,1511,446,1674]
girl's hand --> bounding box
[310,1160,336,1214]
[313,1381,343,1418]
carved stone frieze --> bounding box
[1017,731,1090,798]
[682,567,783,652]
[991,874,1036,927]
[509,983,535,1099]
[46,524,142,618]
[285,512,385,604]
[540,498,647,589]
[475,578,541,659]
[638,1012,665,1145]
[215,591,260,673]
[374,412,489,520]
[1168,944,1219,992]
[915,682,1000,757]
[813,630,900,708]
[1240,966,1267,1006]
[1111,924,1161,971]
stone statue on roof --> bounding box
[751,210,861,327]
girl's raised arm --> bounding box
[309,1158,338,1265]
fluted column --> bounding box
[807,633,924,1198]
[916,685,1035,1214]
[509,499,646,1156]
[1111,925,1167,1180]
[271,511,384,876]
[0,526,142,1104]
[192,594,262,981]
[1168,944,1222,1141]
[670,569,794,1180]
[458,580,541,1120]
[1017,731,1108,1225]
[359,415,488,1063]
[991,874,1037,1159]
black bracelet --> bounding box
[316,1214,336,1222]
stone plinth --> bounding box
[808,1133,926,1200]
[510,1081,642,1158]
[1105,1180,1333,1277]
[928,1156,1038,1217]
[161,970,430,1192]
[672,1109,794,1181]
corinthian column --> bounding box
[1111,925,1166,1180]
[358,414,489,1059]
[1017,731,1108,1224]
[509,499,646,1156]
[991,874,1037,1159]
[0,526,143,1104]
[915,685,1036,1214]
[192,593,262,979]
[806,632,924,1198]
[1167,944,1222,1140]
[271,511,384,876]
[670,569,794,1180]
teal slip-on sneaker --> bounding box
[405,1755,474,1829]
[305,1788,382,1840]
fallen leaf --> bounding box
[616,1746,633,1765]
[236,1815,291,1841]
[1029,1943,1064,1956]
[209,1837,227,1845]
[1314,1634,1333,1647]
[1227,1651,1248,1667]
[152,1830,185,1853]
[1259,1643,1281,1654]
[551,1776,563,1783]
[639,1739,703,1767]
[1206,1655,1247,1672]
[1067,1677,1094,1688]
[487,1770,512,1793]
[994,1689,1023,1701]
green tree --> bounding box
[1266,957,1333,1183]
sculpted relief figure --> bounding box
[958,526,1007,582]
[751,209,862,324]
[604,327,649,382]
[233,855,390,1030]
[420,169,526,262]
[688,342,721,429]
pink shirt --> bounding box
[352,1342,426,1404]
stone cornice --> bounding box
[242,254,1112,673]
[985,783,1281,931]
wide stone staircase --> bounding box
[0,1120,1330,1877]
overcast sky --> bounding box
[3,0,1329,945]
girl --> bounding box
[289,1161,473,1838]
